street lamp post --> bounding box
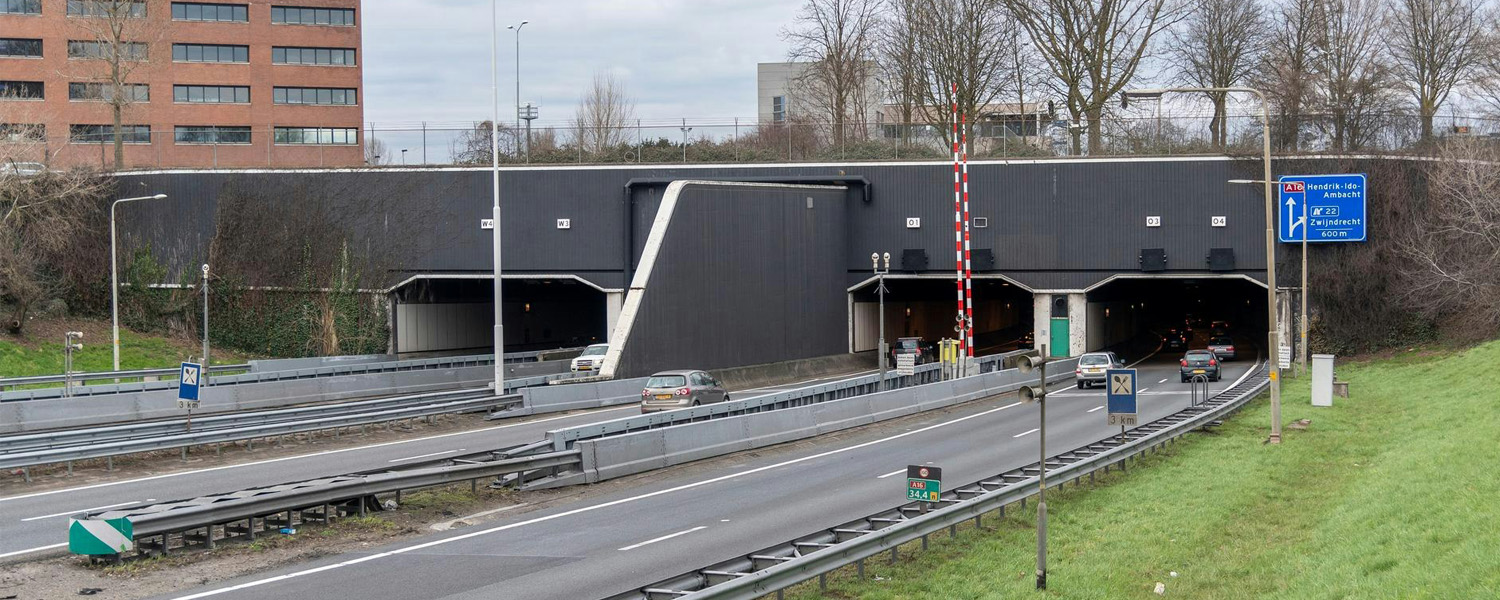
[400,148,408,165]
[110,193,168,375]
[1126,86,1281,444]
[872,252,890,390]
[489,8,517,393]
[680,121,693,162]
[507,21,529,154]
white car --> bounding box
[0,161,46,178]
[570,344,609,373]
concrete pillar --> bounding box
[1032,293,1051,355]
[605,291,625,344]
[1067,293,1088,357]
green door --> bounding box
[1050,318,1070,358]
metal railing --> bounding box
[0,372,573,476]
[610,367,1269,600]
[0,347,579,397]
[11,112,1496,171]
[0,364,250,392]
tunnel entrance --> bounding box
[391,277,610,355]
[1083,276,1268,358]
[850,277,1035,357]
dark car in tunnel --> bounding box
[890,337,936,366]
[1179,350,1221,382]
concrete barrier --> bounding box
[712,352,877,391]
[555,358,1080,488]
[0,366,502,434]
[495,376,653,419]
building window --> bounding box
[772,96,786,122]
[273,126,357,145]
[68,82,149,102]
[171,2,246,21]
[172,43,249,63]
[271,46,355,66]
[174,125,250,144]
[0,123,45,142]
[70,124,151,144]
[0,0,43,15]
[68,40,148,61]
[67,0,146,17]
[271,6,354,26]
[0,38,42,57]
[0,80,43,99]
[273,87,356,105]
[174,84,249,103]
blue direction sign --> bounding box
[1106,369,1137,427]
[178,362,201,402]
[1279,174,1367,243]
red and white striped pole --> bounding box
[950,85,966,358]
[961,111,974,358]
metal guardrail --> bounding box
[0,372,573,474]
[0,364,251,391]
[83,450,582,552]
[539,351,1026,452]
[64,352,1034,557]
[0,346,582,399]
[610,366,1269,600]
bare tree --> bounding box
[570,72,636,155]
[1168,0,1266,148]
[1007,0,1185,154]
[877,0,925,144]
[1254,0,1321,150]
[783,0,882,141]
[1311,0,1398,151]
[364,135,390,165]
[908,0,1015,147]
[0,169,111,332]
[1397,140,1500,339]
[64,0,164,169]
[449,121,521,165]
[1386,0,1487,141]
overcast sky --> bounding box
[362,0,800,132]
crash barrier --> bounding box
[562,358,1075,487]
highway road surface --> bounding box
[149,351,1260,600]
[0,371,868,563]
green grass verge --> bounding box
[793,341,1500,599]
[0,328,245,384]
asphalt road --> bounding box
[0,371,868,562]
[153,350,1261,600]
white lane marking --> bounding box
[0,408,634,505]
[1138,387,1150,393]
[1126,339,1165,368]
[877,469,905,479]
[1087,406,1105,413]
[21,500,155,522]
[1158,378,1169,384]
[617,526,709,551]
[0,542,66,559]
[167,399,1028,600]
[388,449,463,464]
[430,503,528,532]
[1013,428,1040,438]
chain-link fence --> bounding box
[5,112,1499,171]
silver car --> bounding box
[1074,352,1124,388]
[640,370,729,413]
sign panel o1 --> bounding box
[906,465,942,502]
[1279,174,1366,243]
[896,354,916,376]
[1106,368,1137,427]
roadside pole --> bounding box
[1299,200,1309,377]
[873,253,890,390]
[201,264,210,387]
[1036,345,1048,590]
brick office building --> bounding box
[0,0,363,169]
